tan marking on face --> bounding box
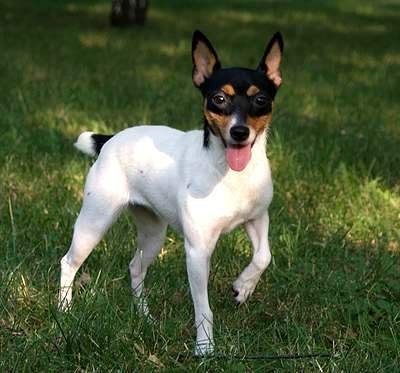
[247,113,273,133]
[203,100,231,134]
[246,85,260,96]
[221,84,235,96]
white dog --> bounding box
[59,30,283,356]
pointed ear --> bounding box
[192,30,221,88]
[257,32,284,88]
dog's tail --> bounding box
[74,131,114,157]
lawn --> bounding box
[1,0,399,371]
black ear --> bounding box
[192,30,221,88]
[257,32,284,88]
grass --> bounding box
[1,0,399,370]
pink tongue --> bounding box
[226,144,252,171]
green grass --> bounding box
[1,0,400,370]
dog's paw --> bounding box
[232,277,258,304]
[194,340,214,357]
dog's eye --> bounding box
[212,94,226,106]
[254,95,268,106]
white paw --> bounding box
[232,276,259,304]
[194,340,214,356]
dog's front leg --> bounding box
[233,211,271,304]
[184,237,216,356]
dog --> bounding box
[59,30,283,356]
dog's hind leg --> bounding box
[59,164,128,311]
[232,211,271,304]
[129,205,167,319]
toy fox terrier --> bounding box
[59,30,283,356]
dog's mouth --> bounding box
[226,143,252,172]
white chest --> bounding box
[182,163,273,234]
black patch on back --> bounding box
[92,134,114,155]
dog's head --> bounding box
[192,30,283,171]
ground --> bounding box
[1,0,399,371]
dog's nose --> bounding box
[230,126,250,142]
